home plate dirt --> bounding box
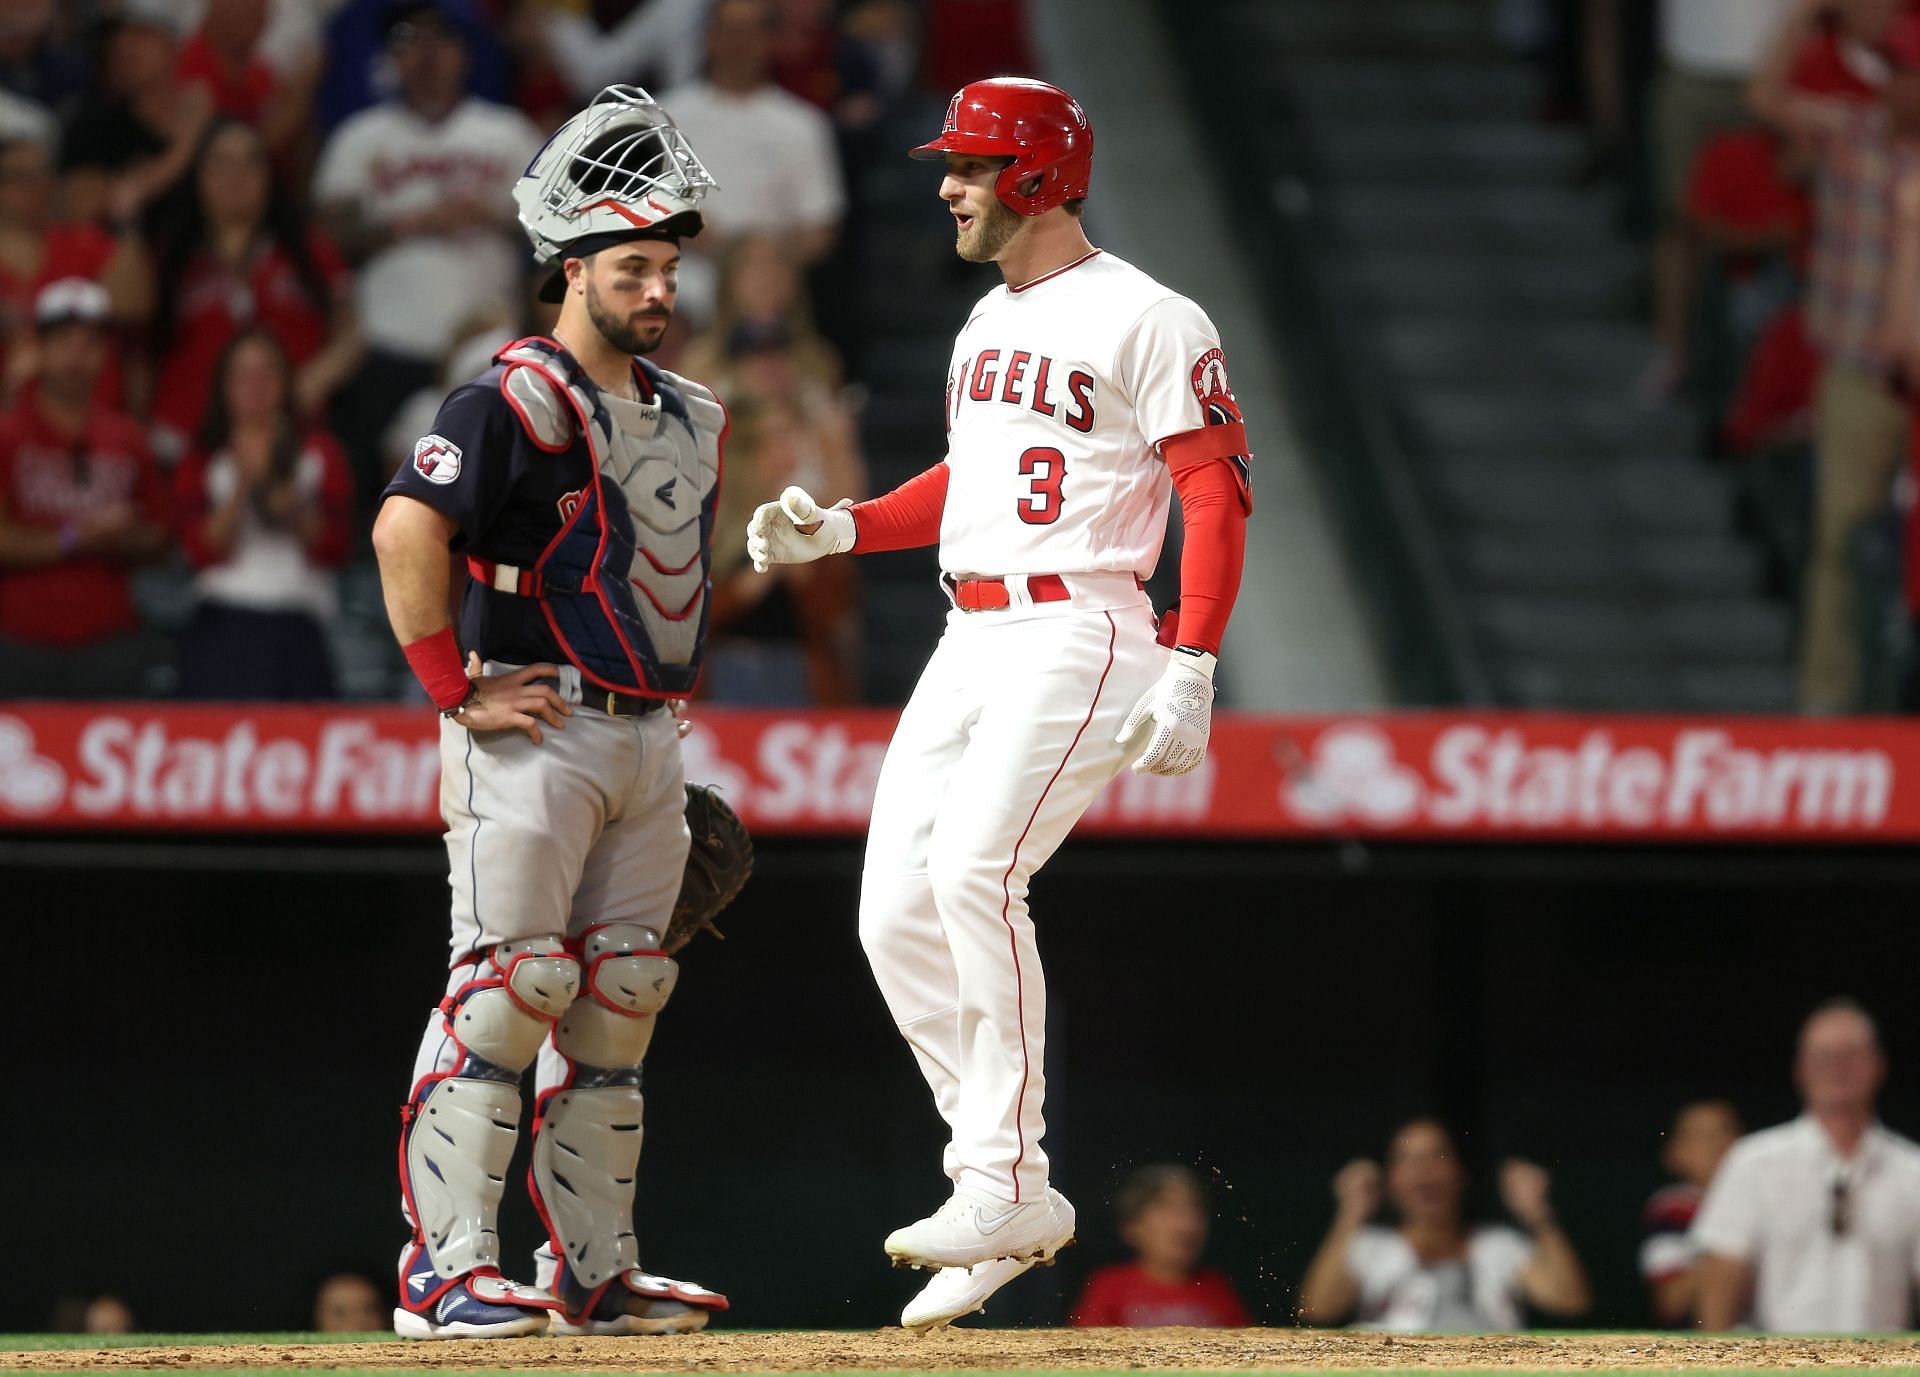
[8,1329,1920,1372]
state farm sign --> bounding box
[2,704,1919,842]
[1273,718,1901,838]
[0,709,438,827]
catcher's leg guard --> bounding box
[531,923,727,1333]
[396,939,580,1338]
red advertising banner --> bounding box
[0,703,1917,843]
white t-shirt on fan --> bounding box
[661,80,845,239]
[312,96,542,361]
[1343,1225,1535,1331]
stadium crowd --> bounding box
[0,0,992,706]
[1522,0,1920,712]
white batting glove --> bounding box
[1116,647,1216,776]
[745,485,855,573]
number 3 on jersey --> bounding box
[1017,446,1065,525]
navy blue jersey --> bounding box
[383,370,594,668]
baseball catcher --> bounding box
[373,86,744,1340]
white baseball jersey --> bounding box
[939,249,1232,580]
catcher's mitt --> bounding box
[665,783,753,954]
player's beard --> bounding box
[586,278,671,356]
[955,196,1023,263]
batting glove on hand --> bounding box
[1116,647,1215,776]
[746,485,854,573]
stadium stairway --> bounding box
[1183,0,1797,711]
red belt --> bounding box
[949,573,1070,611]
[946,572,1144,611]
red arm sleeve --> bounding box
[848,461,948,553]
[1165,454,1248,656]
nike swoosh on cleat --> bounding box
[974,1205,1024,1234]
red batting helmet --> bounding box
[910,77,1092,216]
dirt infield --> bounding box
[7,1329,1920,1372]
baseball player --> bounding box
[747,77,1252,1330]
[373,86,732,1340]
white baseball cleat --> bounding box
[884,1185,1076,1270]
[901,1257,1034,1333]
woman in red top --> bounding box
[173,326,353,700]
[0,134,152,406]
[148,120,361,462]
[1071,1166,1251,1329]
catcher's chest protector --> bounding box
[496,336,724,696]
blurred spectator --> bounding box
[47,1292,138,1333]
[173,326,351,700]
[148,119,360,462]
[768,0,883,133]
[1724,301,1822,459]
[681,232,846,391]
[311,1270,385,1332]
[1069,1164,1250,1328]
[705,392,860,703]
[1752,2,1920,711]
[666,0,845,264]
[177,0,322,159]
[1693,998,1920,1331]
[60,0,216,230]
[1297,1120,1591,1330]
[532,0,710,106]
[0,0,88,118]
[1641,1099,1743,1327]
[840,0,919,110]
[313,0,512,132]
[1646,0,1795,397]
[922,0,1035,95]
[84,1295,135,1333]
[314,0,539,496]
[0,279,169,697]
[0,132,152,408]
[379,307,516,478]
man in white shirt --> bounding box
[1692,999,1920,1331]
[313,0,540,473]
[664,0,843,263]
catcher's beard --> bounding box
[586,277,670,356]
[956,195,1025,263]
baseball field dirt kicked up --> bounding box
[6,1329,1920,1373]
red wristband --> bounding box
[402,626,471,710]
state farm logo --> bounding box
[1285,724,1421,826]
[0,715,64,815]
[1283,722,1894,833]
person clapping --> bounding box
[1298,1119,1591,1330]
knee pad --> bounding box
[553,924,676,1073]
[445,937,581,1077]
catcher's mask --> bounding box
[515,85,718,303]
